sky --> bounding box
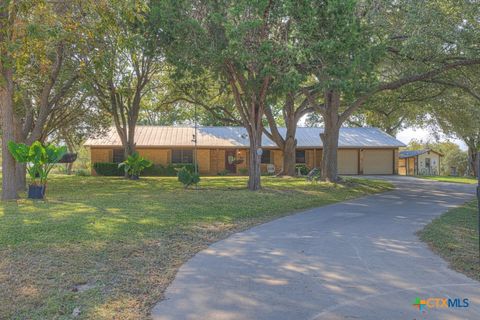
[396,127,467,150]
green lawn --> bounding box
[0,175,392,320]
[419,200,479,282]
[419,175,478,184]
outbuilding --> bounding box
[398,149,442,176]
[84,126,405,176]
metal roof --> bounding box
[399,149,442,158]
[84,126,406,148]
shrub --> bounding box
[295,164,310,176]
[172,163,197,173]
[93,162,198,177]
[93,162,123,176]
[177,167,200,189]
[163,164,197,176]
[239,167,248,175]
[142,164,166,176]
[217,169,230,176]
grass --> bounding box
[0,175,392,320]
[419,175,478,184]
[419,200,479,281]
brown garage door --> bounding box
[363,149,393,174]
[338,149,359,175]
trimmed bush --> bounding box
[177,167,200,189]
[295,164,310,176]
[217,169,230,176]
[142,165,166,176]
[93,162,123,176]
[172,163,196,173]
[93,162,199,176]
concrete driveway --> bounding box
[152,177,480,320]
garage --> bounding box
[363,149,394,174]
[338,149,359,174]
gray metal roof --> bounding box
[84,126,405,148]
[399,149,441,158]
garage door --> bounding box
[338,149,358,174]
[363,149,393,174]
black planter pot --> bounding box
[130,175,139,180]
[28,184,46,199]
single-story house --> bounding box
[84,126,406,176]
[398,149,442,176]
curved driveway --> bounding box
[152,177,479,320]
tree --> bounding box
[85,0,163,160]
[138,69,239,126]
[291,0,480,181]
[354,86,434,136]
[264,92,317,176]
[160,0,296,190]
[429,91,480,177]
[0,0,18,199]
[12,1,89,190]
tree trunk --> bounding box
[467,145,478,177]
[283,136,297,176]
[247,126,262,191]
[15,164,27,191]
[0,70,18,200]
[320,90,341,182]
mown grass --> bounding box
[0,175,392,319]
[419,175,478,184]
[419,200,479,281]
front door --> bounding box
[225,150,237,174]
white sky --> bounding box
[396,127,467,150]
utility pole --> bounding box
[192,104,198,179]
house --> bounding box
[398,149,442,176]
[84,126,406,176]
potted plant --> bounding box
[118,152,152,179]
[8,141,67,199]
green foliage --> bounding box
[217,169,230,176]
[239,168,248,175]
[177,167,200,189]
[94,162,197,177]
[295,164,310,176]
[93,163,124,176]
[7,141,67,185]
[118,152,153,178]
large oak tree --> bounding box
[160,0,297,190]
[291,0,480,181]
[84,0,163,159]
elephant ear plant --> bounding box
[118,152,152,180]
[8,141,67,199]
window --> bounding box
[261,150,271,164]
[425,157,431,168]
[113,149,125,163]
[172,149,193,164]
[296,150,306,164]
